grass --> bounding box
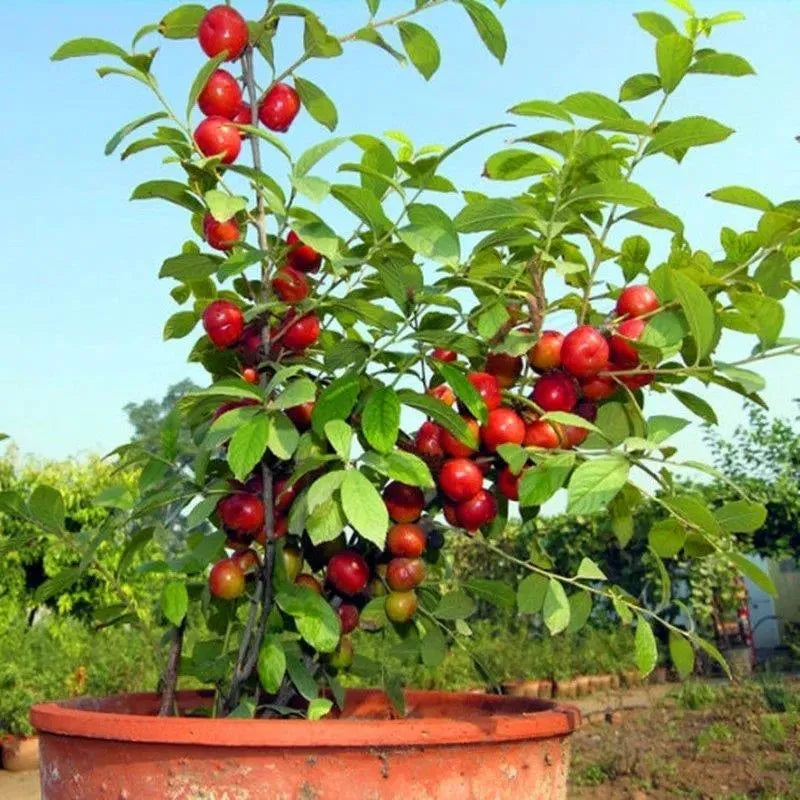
[695,720,734,753]
[760,713,787,747]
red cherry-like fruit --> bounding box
[258,83,301,132]
[467,372,502,411]
[443,503,459,526]
[609,318,645,368]
[455,490,498,531]
[230,548,260,575]
[217,492,265,536]
[338,603,360,635]
[327,550,370,596]
[232,102,252,132]
[386,557,426,592]
[428,384,456,406]
[273,478,296,513]
[286,401,314,431]
[561,326,610,379]
[432,348,457,363]
[532,372,578,413]
[242,367,259,384]
[202,299,244,348]
[198,69,243,118]
[616,285,659,319]
[387,523,427,558]
[203,212,240,251]
[209,558,245,600]
[286,231,322,273]
[280,312,320,351]
[415,421,444,462]
[580,374,617,401]
[440,416,480,458]
[523,419,562,449]
[480,407,526,453]
[438,458,482,502]
[295,573,323,594]
[385,590,418,623]
[485,352,523,389]
[237,323,263,365]
[497,467,521,501]
[528,330,564,372]
[194,116,241,164]
[562,400,597,448]
[383,482,425,523]
[198,5,249,61]
[272,266,309,304]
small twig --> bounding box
[158,619,186,717]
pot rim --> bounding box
[31,688,580,748]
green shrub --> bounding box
[674,680,721,710]
[760,713,787,748]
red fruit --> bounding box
[326,550,370,596]
[295,573,323,594]
[232,102,252,132]
[273,478,296,513]
[580,374,617,401]
[230,548,260,575]
[385,590,417,623]
[528,330,564,372]
[217,492,265,536]
[480,407,526,453]
[455,490,497,531]
[443,503,459,526]
[242,367,259,384]
[609,318,645,368]
[523,419,562,449]
[386,558,426,591]
[237,323,263,365]
[286,231,322,273]
[194,116,241,164]
[258,83,301,132]
[414,421,444,462]
[561,326,610,379]
[428,384,456,406]
[198,69,242,118]
[497,467,521,501]
[280,312,320,351]
[203,212,240,251]
[438,458,482,502]
[619,370,655,390]
[440,417,480,458]
[338,603,360,635]
[387,523,427,558]
[198,5,249,61]
[202,299,244,348]
[485,352,523,389]
[213,397,259,421]
[209,558,245,600]
[467,372,502,411]
[383,482,425,523]
[532,372,578,412]
[563,400,597,448]
[271,266,309,304]
[272,514,288,540]
[432,348,457,362]
[616,285,659,319]
[286,401,314,431]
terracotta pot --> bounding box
[32,689,580,800]
[1,735,40,771]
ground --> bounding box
[2,679,798,800]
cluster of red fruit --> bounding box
[410,284,661,522]
[200,230,322,381]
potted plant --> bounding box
[2,1,797,797]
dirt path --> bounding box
[0,768,39,799]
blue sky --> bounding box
[1,0,799,463]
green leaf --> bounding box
[330,184,391,233]
[163,311,198,340]
[622,206,684,233]
[361,451,434,488]
[398,390,478,450]
[707,185,772,211]
[293,76,338,131]
[340,470,389,548]
[463,578,516,609]
[204,189,248,222]
[560,91,630,120]
[564,180,656,209]
[34,568,82,603]
[285,652,319,700]
[644,116,734,157]
[730,291,784,348]
[567,457,630,515]
[159,4,206,39]
[132,180,203,214]
[324,420,353,462]
[273,378,316,411]
[266,412,300,460]
[311,372,361,437]
[96,65,151,86]
[729,553,777,597]
[673,389,718,425]
[303,15,343,59]
[29,486,65,531]
[362,386,401,454]
[307,698,333,720]
[434,590,477,620]
[186,52,228,119]
[398,203,460,265]
[633,11,678,38]
[397,21,440,79]
[619,73,662,102]
[518,454,574,506]
[258,635,287,694]
[507,99,573,122]
[575,558,607,581]
[354,26,406,63]
[543,579,570,635]
[454,197,532,233]
[646,415,689,444]
[714,500,767,533]
[105,111,168,156]
[306,470,346,514]
[483,149,552,180]
[459,0,507,63]
[159,253,221,281]
[306,497,346,545]
[656,33,694,93]
[669,631,695,679]
[634,614,658,675]
[161,580,188,626]
[517,573,548,614]
[434,363,487,424]
[754,252,790,299]
[295,137,348,178]
[690,52,755,77]
[475,303,510,340]
[566,591,592,633]
[52,37,128,61]
[669,269,715,359]
[648,518,686,558]
[420,624,447,667]
[276,584,339,652]
[227,412,269,481]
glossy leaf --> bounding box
[397,21,440,79]
[161,580,188,626]
[459,0,507,63]
[656,33,694,93]
[634,614,658,675]
[340,469,389,548]
[294,76,338,131]
[644,116,734,157]
[361,386,401,454]
[257,635,287,694]
[543,578,570,635]
[567,457,630,515]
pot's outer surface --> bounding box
[32,689,580,800]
